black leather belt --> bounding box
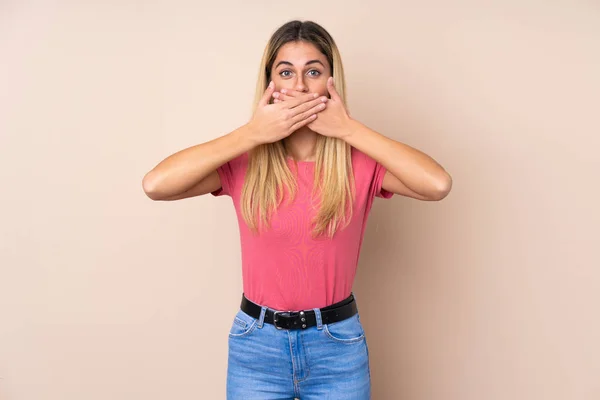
[240,292,358,330]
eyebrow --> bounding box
[275,59,325,69]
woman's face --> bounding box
[270,41,331,97]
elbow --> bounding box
[142,171,164,201]
[430,172,453,201]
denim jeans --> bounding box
[226,295,372,399]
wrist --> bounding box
[242,121,264,148]
[230,122,261,152]
[340,117,360,142]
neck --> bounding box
[283,127,318,161]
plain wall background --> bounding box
[1,1,599,399]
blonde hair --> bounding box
[241,20,355,238]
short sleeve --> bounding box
[211,153,248,197]
[373,162,394,199]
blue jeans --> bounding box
[226,296,372,399]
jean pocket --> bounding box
[323,313,365,343]
[229,309,258,338]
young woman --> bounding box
[143,20,452,400]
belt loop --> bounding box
[257,306,267,328]
[313,307,323,330]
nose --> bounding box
[295,76,308,93]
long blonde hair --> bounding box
[241,20,355,238]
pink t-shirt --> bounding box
[211,147,393,311]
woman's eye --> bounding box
[279,70,321,78]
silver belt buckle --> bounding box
[272,310,289,330]
[273,310,305,330]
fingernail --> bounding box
[321,96,328,102]
[281,89,287,94]
[313,93,318,98]
[269,81,274,88]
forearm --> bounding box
[142,123,256,198]
[343,119,451,198]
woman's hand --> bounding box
[248,81,330,145]
[272,77,352,139]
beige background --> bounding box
[1,1,599,399]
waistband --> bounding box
[240,293,358,330]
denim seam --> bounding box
[323,326,365,343]
[233,317,246,329]
[313,307,323,330]
[287,330,299,386]
[257,306,267,329]
[323,316,365,343]
[294,331,311,383]
[228,319,257,338]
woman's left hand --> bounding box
[272,77,353,140]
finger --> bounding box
[289,113,317,133]
[258,81,275,107]
[280,88,304,97]
[285,92,324,109]
[272,91,289,101]
[290,100,327,124]
[275,92,323,102]
[283,92,318,109]
[271,92,286,101]
[271,89,299,101]
[289,96,328,117]
[327,77,342,101]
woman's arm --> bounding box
[142,84,329,201]
[142,125,256,200]
[343,119,452,201]
[273,79,452,201]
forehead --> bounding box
[273,41,329,66]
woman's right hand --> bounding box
[247,81,329,145]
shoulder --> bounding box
[350,146,393,198]
[231,151,250,167]
[212,152,250,197]
[220,152,250,174]
[351,146,378,174]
